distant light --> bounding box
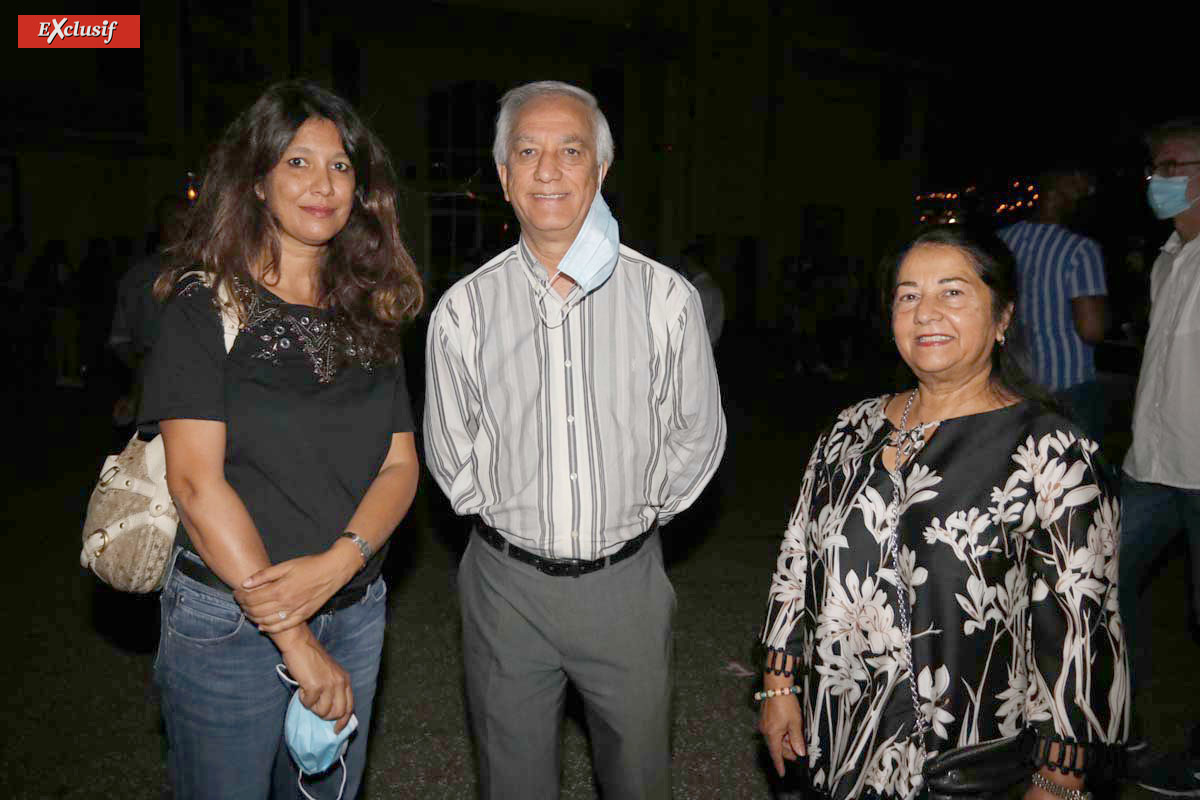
[1027,184,1035,192]
[915,194,922,201]
[1015,200,1023,207]
[966,185,977,193]
[1013,181,1020,188]
[998,204,1007,211]
[185,171,199,203]
[920,215,927,222]
[466,191,477,200]
[1032,193,1039,200]
[948,217,958,224]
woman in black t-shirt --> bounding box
[141,81,423,799]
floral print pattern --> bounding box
[761,397,1128,799]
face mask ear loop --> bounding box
[296,755,347,800]
[535,270,569,329]
[276,664,298,687]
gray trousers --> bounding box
[458,531,675,800]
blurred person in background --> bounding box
[24,239,83,388]
[1119,118,1200,796]
[680,237,725,346]
[78,236,117,385]
[109,195,190,429]
[998,167,1107,442]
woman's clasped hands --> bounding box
[235,544,360,634]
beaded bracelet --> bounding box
[754,685,802,702]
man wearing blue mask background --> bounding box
[1120,118,1200,796]
[424,81,726,799]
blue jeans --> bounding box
[155,549,387,800]
[1118,475,1200,701]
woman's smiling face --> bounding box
[891,243,1011,389]
[257,116,356,251]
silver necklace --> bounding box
[886,389,936,764]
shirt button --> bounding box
[569,473,577,481]
[564,360,572,368]
[570,530,579,539]
[567,415,575,423]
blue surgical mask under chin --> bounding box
[556,189,620,294]
[277,665,359,800]
[534,187,620,328]
[1147,175,1199,220]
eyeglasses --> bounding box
[1145,159,1200,179]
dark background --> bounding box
[2,2,1188,336]
[2,4,1194,798]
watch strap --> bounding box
[340,531,372,567]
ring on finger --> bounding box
[278,610,287,621]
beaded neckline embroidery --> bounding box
[183,276,372,383]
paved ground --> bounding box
[2,334,1195,798]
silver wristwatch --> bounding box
[340,531,373,567]
[1031,772,1091,800]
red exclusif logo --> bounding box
[17,15,140,48]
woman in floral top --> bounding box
[758,226,1127,799]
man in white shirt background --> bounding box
[1120,118,1200,796]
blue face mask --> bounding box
[535,186,619,328]
[555,188,620,295]
[1147,175,1199,220]
[277,665,359,800]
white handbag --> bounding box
[80,272,238,592]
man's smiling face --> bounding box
[497,94,605,248]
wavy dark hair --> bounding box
[155,80,423,363]
[881,224,1052,405]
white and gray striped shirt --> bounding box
[424,240,726,560]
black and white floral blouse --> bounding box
[761,396,1128,799]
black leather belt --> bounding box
[174,554,367,614]
[473,518,657,577]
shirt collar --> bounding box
[516,236,580,303]
[517,238,547,285]
[1162,231,1183,255]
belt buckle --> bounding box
[544,556,597,578]
[547,558,581,578]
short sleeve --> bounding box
[138,283,226,425]
[392,353,415,433]
[1068,238,1107,298]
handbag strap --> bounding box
[179,269,239,353]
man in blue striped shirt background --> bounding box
[998,168,1108,440]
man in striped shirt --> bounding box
[998,169,1107,440]
[424,81,725,799]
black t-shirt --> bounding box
[140,276,414,597]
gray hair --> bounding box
[493,80,615,169]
